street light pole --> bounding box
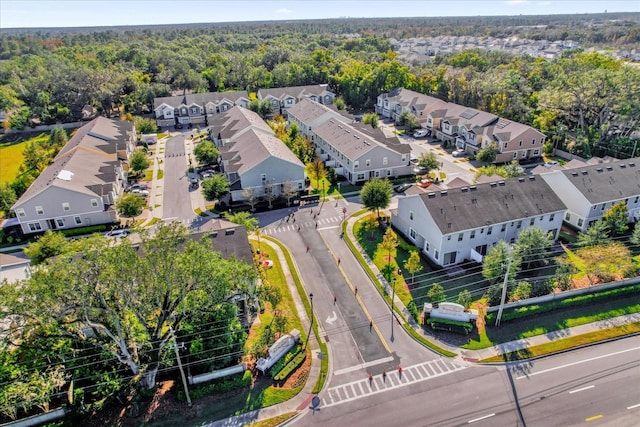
[495,246,514,327]
[305,293,314,348]
[391,269,401,339]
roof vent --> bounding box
[620,164,626,168]
[571,172,579,177]
[518,177,525,182]
[440,191,448,196]
[528,176,535,181]
[461,187,469,192]
[490,182,497,187]
[498,181,506,186]
[427,192,436,198]
[606,166,613,171]
[470,185,477,191]
[597,167,603,172]
[225,229,235,235]
[582,170,588,175]
[629,162,636,167]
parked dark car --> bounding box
[394,183,413,193]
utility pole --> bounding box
[495,246,514,327]
[170,326,192,407]
[632,139,638,158]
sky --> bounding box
[2,0,639,29]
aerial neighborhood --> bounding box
[1,10,639,427]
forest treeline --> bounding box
[1,13,639,160]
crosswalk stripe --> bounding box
[321,359,466,408]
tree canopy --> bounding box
[360,178,392,218]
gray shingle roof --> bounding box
[14,117,133,206]
[257,84,333,101]
[153,90,249,110]
[419,176,566,234]
[192,219,254,265]
[560,158,640,204]
[286,98,344,124]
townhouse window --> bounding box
[503,142,508,149]
[532,138,536,145]
[518,141,522,147]
[635,196,639,204]
[383,157,388,165]
[487,226,492,235]
[458,233,463,241]
[566,213,571,221]
[434,250,439,260]
[91,198,99,207]
[366,159,371,167]
[357,173,365,180]
[74,216,82,224]
[516,220,522,229]
[16,208,25,217]
[56,219,64,227]
[533,149,540,155]
[541,137,545,144]
[601,204,605,211]
[578,219,584,227]
[425,242,430,252]
[62,202,70,211]
[447,235,451,241]
[470,230,475,239]
[549,214,555,221]
[409,211,414,220]
[386,169,391,176]
[28,222,42,232]
[409,228,416,239]
[36,206,44,215]
[513,152,518,159]
[530,218,535,226]
[501,224,506,232]
[354,161,359,168]
[261,174,267,182]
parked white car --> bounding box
[131,188,149,196]
[413,129,429,138]
[452,149,466,158]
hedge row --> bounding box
[177,369,252,402]
[426,317,473,335]
[274,351,307,381]
[60,224,108,237]
[486,283,640,323]
[269,344,302,378]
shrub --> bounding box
[485,283,640,323]
[426,317,473,334]
[273,352,306,381]
[60,225,107,237]
[269,344,302,378]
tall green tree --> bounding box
[202,174,230,201]
[129,149,150,176]
[133,116,158,134]
[601,201,629,236]
[476,142,498,164]
[418,152,440,176]
[360,178,392,218]
[305,157,328,189]
[515,226,553,270]
[456,289,473,309]
[631,223,640,246]
[427,283,446,304]
[23,230,69,265]
[115,193,145,218]
[193,140,219,165]
[378,227,398,284]
[577,220,610,247]
[482,240,521,286]
[6,223,257,392]
[0,183,17,218]
[403,250,423,283]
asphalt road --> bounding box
[161,134,199,225]
[295,335,640,426]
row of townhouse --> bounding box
[376,88,546,164]
[153,84,335,128]
[286,99,413,185]
[12,117,136,236]
[208,107,306,203]
[392,158,640,267]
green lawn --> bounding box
[463,292,640,350]
[0,133,49,184]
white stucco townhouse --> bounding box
[12,117,136,235]
[392,175,567,267]
[539,158,640,232]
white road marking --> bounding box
[333,356,395,376]
[323,359,466,408]
[326,311,337,325]
[468,413,495,423]
[626,403,640,410]
[569,385,595,394]
[516,346,640,379]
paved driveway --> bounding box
[161,134,199,225]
